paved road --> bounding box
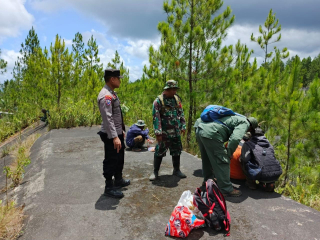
[13,126,320,240]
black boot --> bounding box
[104,180,124,198]
[114,178,130,189]
[172,155,186,178]
[149,156,163,181]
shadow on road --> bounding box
[180,226,222,240]
[193,169,203,178]
[151,175,181,188]
[95,194,121,211]
[125,147,148,153]
[226,179,281,203]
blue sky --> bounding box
[1,0,320,83]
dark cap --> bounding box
[247,117,258,129]
[104,69,123,79]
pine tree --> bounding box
[234,40,256,83]
[50,35,73,106]
[144,44,177,85]
[251,9,289,64]
[107,51,130,104]
[83,35,103,117]
[71,32,85,100]
[270,54,305,186]
[158,0,235,145]
[0,49,7,74]
[107,50,121,69]
[307,54,320,87]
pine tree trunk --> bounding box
[57,67,61,106]
[186,0,194,148]
[284,118,291,186]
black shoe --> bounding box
[104,188,124,198]
[114,179,130,189]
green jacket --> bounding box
[194,116,250,158]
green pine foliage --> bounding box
[0,4,319,210]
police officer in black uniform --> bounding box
[97,69,130,198]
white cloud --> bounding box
[124,38,160,60]
[64,39,73,47]
[0,0,34,42]
[224,24,320,64]
[82,29,112,49]
[127,65,143,81]
[0,49,21,83]
[81,29,155,81]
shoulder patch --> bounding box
[105,95,112,106]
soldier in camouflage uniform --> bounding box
[149,80,187,181]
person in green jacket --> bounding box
[194,116,258,197]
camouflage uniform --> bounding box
[153,95,186,157]
[149,80,187,181]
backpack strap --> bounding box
[157,94,181,114]
[207,179,231,236]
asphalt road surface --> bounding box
[11,126,320,240]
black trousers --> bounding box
[98,132,125,181]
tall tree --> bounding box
[71,32,85,100]
[83,35,103,116]
[158,0,235,146]
[307,54,320,87]
[107,50,121,69]
[20,27,40,64]
[251,9,289,64]
[0,49,7,75]
[234,40,256,83]
[270,55,304,186]
[107,51,130,103]
[50,35,73,106]
[144,43,178,85]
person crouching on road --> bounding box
[194,116,258,197]
[126,120,153,151]
[97,69,130,199]
[149,80,187,181]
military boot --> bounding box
[149,156,163,181]
[172,155,186,178]
[114,178,131,189]
[104,180,124,198]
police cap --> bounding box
[104,69,123,79]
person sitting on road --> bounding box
[126,120,153,151]
[240,127,282,192]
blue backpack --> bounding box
[200,105,245,129]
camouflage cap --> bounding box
[163,80,180,90]
[135,120,146,127]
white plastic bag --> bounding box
[176,190,205,220]
[176,190,193,208]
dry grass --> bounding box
[0,201,25,240]
[0,133,40,239]
[9,134,40,187]
[10,133,40,166]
